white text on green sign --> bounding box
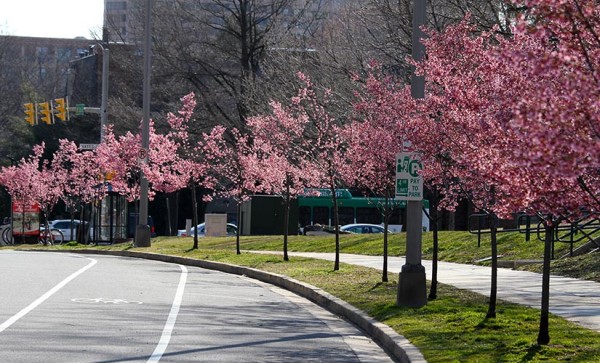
[395,152,423,201]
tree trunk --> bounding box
[42,209,50,245]
[166,194,176,236]
[79,203,86,244]
[486,213,498,319]
[537,215,554,345]
[171,192,180,236]
[330,184,340,271]
[382,193,390,282]
[283,173,290,261]
[69,208,76,242]
[191,183,199,250]
[428,195,439,300]
[20,197,25,244]
[236,201,241,255]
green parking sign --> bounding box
[395,152,423,201]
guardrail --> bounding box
[468,213,600,259]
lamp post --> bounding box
[93,43,109,142]
[134,0,153,247]
[396,0,427,308]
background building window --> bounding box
[106,1,127,11]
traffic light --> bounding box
[54,97,69,121]
[24,103,37,125]
[38,102,53,124]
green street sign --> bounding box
[75,104,85,116]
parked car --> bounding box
[178,223,237,237]
[339,223,390,234]
[42,219,88,241]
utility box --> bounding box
[241,196,298,236]
[204,213,227,237]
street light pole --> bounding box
[93,43,109,143]
[397,0,427,308]
[134,0,152,247]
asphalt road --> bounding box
[0,251,392,362]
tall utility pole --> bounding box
[397,0,427,308]
[96,43,109,142]
[134,0,153,247]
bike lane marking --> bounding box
[148,264,188,363]
[71,297,144,304]
[0,256,97,333]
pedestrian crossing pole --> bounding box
[397,0,427,308]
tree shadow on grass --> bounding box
[520,344,543,362]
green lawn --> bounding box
[172,231,600,282]
[9,231,600,362]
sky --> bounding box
[0,0,104,39]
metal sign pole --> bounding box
[397,0,427,308]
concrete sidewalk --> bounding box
[274,252,600,333]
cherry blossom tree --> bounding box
[411,20,516,318]
[348,66,457,296]
[0,148,43,240]
[292,75,351,270]
[0,143,65,243]
[94,93,207,247]
[247,74,348,267]
[143,121,188,196]
[346,68,414,282]
[500,0,599,344]
[95,126,143,203]
[500,1,600,217]
[207,127,270,254]
[247,104,319,260]
[411,4,598,342]
[0,152,39,209]
[53,139,104,242]
[165,92,224,249]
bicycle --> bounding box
[38,228,64,246]
[1,226,13,246]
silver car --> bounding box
[339,223,390,234]
[177,223,237,237]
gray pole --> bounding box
[134,0,152,247]
[397,0,427,307]
[99,45,109,142]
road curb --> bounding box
[31,249,426,363]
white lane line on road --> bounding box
[0,256,97,333]
[148,264,188,363]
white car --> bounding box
[42,219,88,241]
[177,223,237,237]
[339,223,390,234]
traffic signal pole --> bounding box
[396,0,427,308]
[98,44,109,142]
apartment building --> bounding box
[103,0,348,44]
[0,35,102,103]
[104,0,132,42]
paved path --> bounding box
[263,252,600,333]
